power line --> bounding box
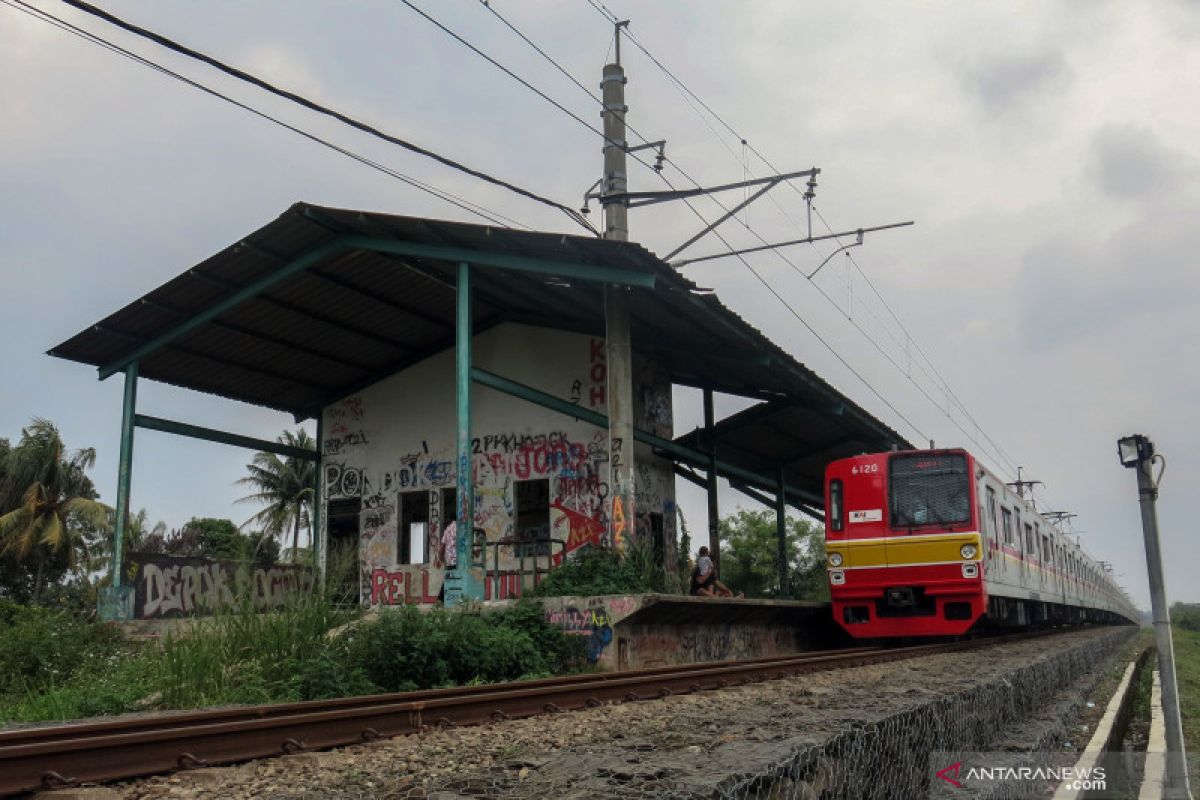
[3,0,530,229]
[480,0,603,105]
[59,0,597,234]
[482,0,927,440]
[400,0,664,180]
[584,0,1023,474]
[811,206,1022,475]
[399,0,605,140]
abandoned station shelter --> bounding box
[50,203,908,617]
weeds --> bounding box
[1,576,586,724]
[530,543,677,598]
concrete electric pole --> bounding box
[601,22,635,550]
[1118,434,1192,800]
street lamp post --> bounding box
[1118,434,1192,799]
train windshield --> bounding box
[889,453,970,529]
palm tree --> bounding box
[93,507,167,571]
[235,429,316,563]
[0,419,110,601]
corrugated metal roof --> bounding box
[50,202,910,493]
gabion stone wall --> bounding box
[731,628,1135,800]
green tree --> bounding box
[718,509,828,601]
[0,419,110,602]
[93,507,168,571]
[163,517,279,564]
[1172,602,1200,634]
[235,429,316,563]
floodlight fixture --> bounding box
[1118,434,1153,467]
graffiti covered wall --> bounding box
[319,323,677,606]
[125,552,314,618]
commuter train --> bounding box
[823,448,1138,638]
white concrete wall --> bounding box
[319,323,676,605]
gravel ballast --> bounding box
[113,626,1134,799]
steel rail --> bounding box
[0,633,1053,794]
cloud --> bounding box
[1090,125,1189,201]
[960,50,1069,113]
[1010,125,1199,350]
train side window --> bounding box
[829,479,844,531]
[1028,523,1038,556]
[1000,508,1013,545]
[1013,509,1022,547]
[1023,524,1033,558]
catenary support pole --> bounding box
[703,388,720,568]
[103,362,138,620]
[1133,452,1193,799]
[602,43,635,551]
[776,465,789,597]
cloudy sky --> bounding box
[2,1,1195,607]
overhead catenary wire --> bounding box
[400,0,664,180]
[482,0,931,441]
[58,0,597,235]
[812,205,1022,475]
[3,0,530,229]
[582,0,1025,478]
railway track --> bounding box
[0,633,1046,795]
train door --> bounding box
[983,485,1000,581]
[1017,522,1028,585]
[1001,507,1015,584]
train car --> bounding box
[823,448,1138,638]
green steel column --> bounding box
[103,362,138,620]
[703,389,720,570]
[313,413,325,585]
[776,466,789,597]
[448,261,481,606]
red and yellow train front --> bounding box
[824,449,985,637]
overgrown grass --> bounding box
[0,592,587,725]
[1172,626,1200,788]
[159,592,362,707]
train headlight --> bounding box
[960,544,978,560]
[829,570,846,585]
[962,563,978,579]
[828,552,843,567]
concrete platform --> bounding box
[538,593,843,671]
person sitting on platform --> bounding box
[690,546,738,597]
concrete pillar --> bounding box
[602,60,634,549]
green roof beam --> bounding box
[135,414,318,460]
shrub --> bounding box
[1172,603,1200,634]
[290,646,374,701]
[495,598,587,673]
[343,600,586,692]
[529,545,652,598]
[345,606,451,692]
[0,598,123,697]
